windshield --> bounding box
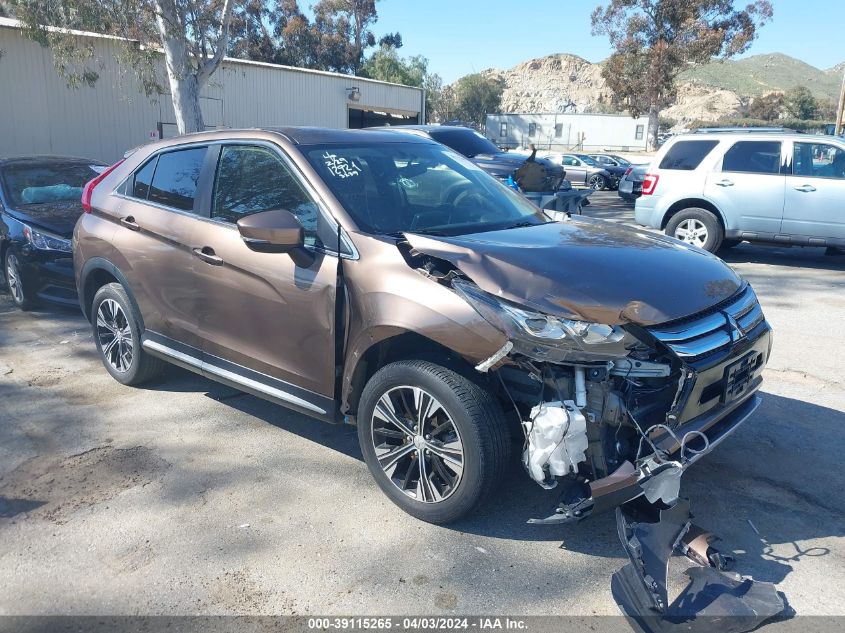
[426,128,499,158]
[304,142,549,237]
[2,162,103,207]
[609,155,631,166]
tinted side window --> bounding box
[132,157,157,199]
[212,145,321,246]
[148,147,207,211]
[659,140,719,170]
[793,142,845,180]
[722,141,782,175]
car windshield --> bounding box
[426,128,500,158]
[2,162,104,207]
[304,142,549,237]
[608,155,631,166]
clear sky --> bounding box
[374,0,845,83]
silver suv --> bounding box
[635,131,845,253]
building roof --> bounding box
[0,17,422,93]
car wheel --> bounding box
[588,174,608,190]
[666,208,724,253]
[4,249,34,310]
[91,282,166,386]
[357,360,509,524]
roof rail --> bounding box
[692,127,801,134]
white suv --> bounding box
[634,131,845,253]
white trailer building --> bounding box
[0,18,424,162]
[485,112,650,152]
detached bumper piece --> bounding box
[612,499,787,633]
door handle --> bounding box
[715,179,734,187]
[794,184,817,193]
[193,246,224,266]
[120,216,140,231]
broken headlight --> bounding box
[453,279,634,362]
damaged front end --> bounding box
[449,277,771,526]
[402,231,783,629]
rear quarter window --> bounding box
[658,140,719,171]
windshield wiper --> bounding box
[502,221,538,230]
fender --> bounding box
[78,256,145,330]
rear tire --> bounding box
[4,248,35,310]
[666,208,724,253]
[357,360,509,524]
[91,283,166,386]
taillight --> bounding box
[642,173,660,196]
[81,159,124,213]
[623,167,633,177]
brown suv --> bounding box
[74,127,772,527]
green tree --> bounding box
[12,0,236,134]
[784,86,818,120]
[450,73,503,129]
[311,0,377,74]
[360,46,426,86]
[591,0,772,150]
[747,92,784,120]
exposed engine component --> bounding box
[522,400,588,489]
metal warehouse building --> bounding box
[0,18,424,162]
[485,112,651,152]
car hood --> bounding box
[404,218,742,326]
[5,202,83,238]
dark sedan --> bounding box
[1,156,106,309]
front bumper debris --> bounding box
[612,498,787,633]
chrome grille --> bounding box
[648,286,765,362]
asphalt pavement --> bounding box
[1,192,844,621]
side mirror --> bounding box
[237,209,303,253]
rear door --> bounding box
[190,142,341,417]
[703,139,786,234]
[782,140,845,241]
[113,145,208,349]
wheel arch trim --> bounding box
[78,257,144,330]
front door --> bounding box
[561,156,587,184]
[703,139,786,234]
[114,145,208,349]
[191,143,340,416]
[783,140,845,241]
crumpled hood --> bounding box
[6,201,83,238]
[404,217,743,326]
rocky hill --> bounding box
[482,53,844,127]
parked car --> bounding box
[544,153,616,190]
[75,128,771,538]
[618,163,649,203]
[635,131,845,253]
[1,156,106,309]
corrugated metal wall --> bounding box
[0,22,423,162]
[486,113,650,151]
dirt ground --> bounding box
[1,192,844,620]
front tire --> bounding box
[357,360,509,524]
[4,248,35,310]
[91,283,165,386]
[589,174,608,190]
[666,208,724,253]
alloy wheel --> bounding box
[589,174,604,190]
[674,219,709,248]
[96,299,134,373]
[371,385,464,503]
[5,253,24,304]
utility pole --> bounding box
[836,65,845,136]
